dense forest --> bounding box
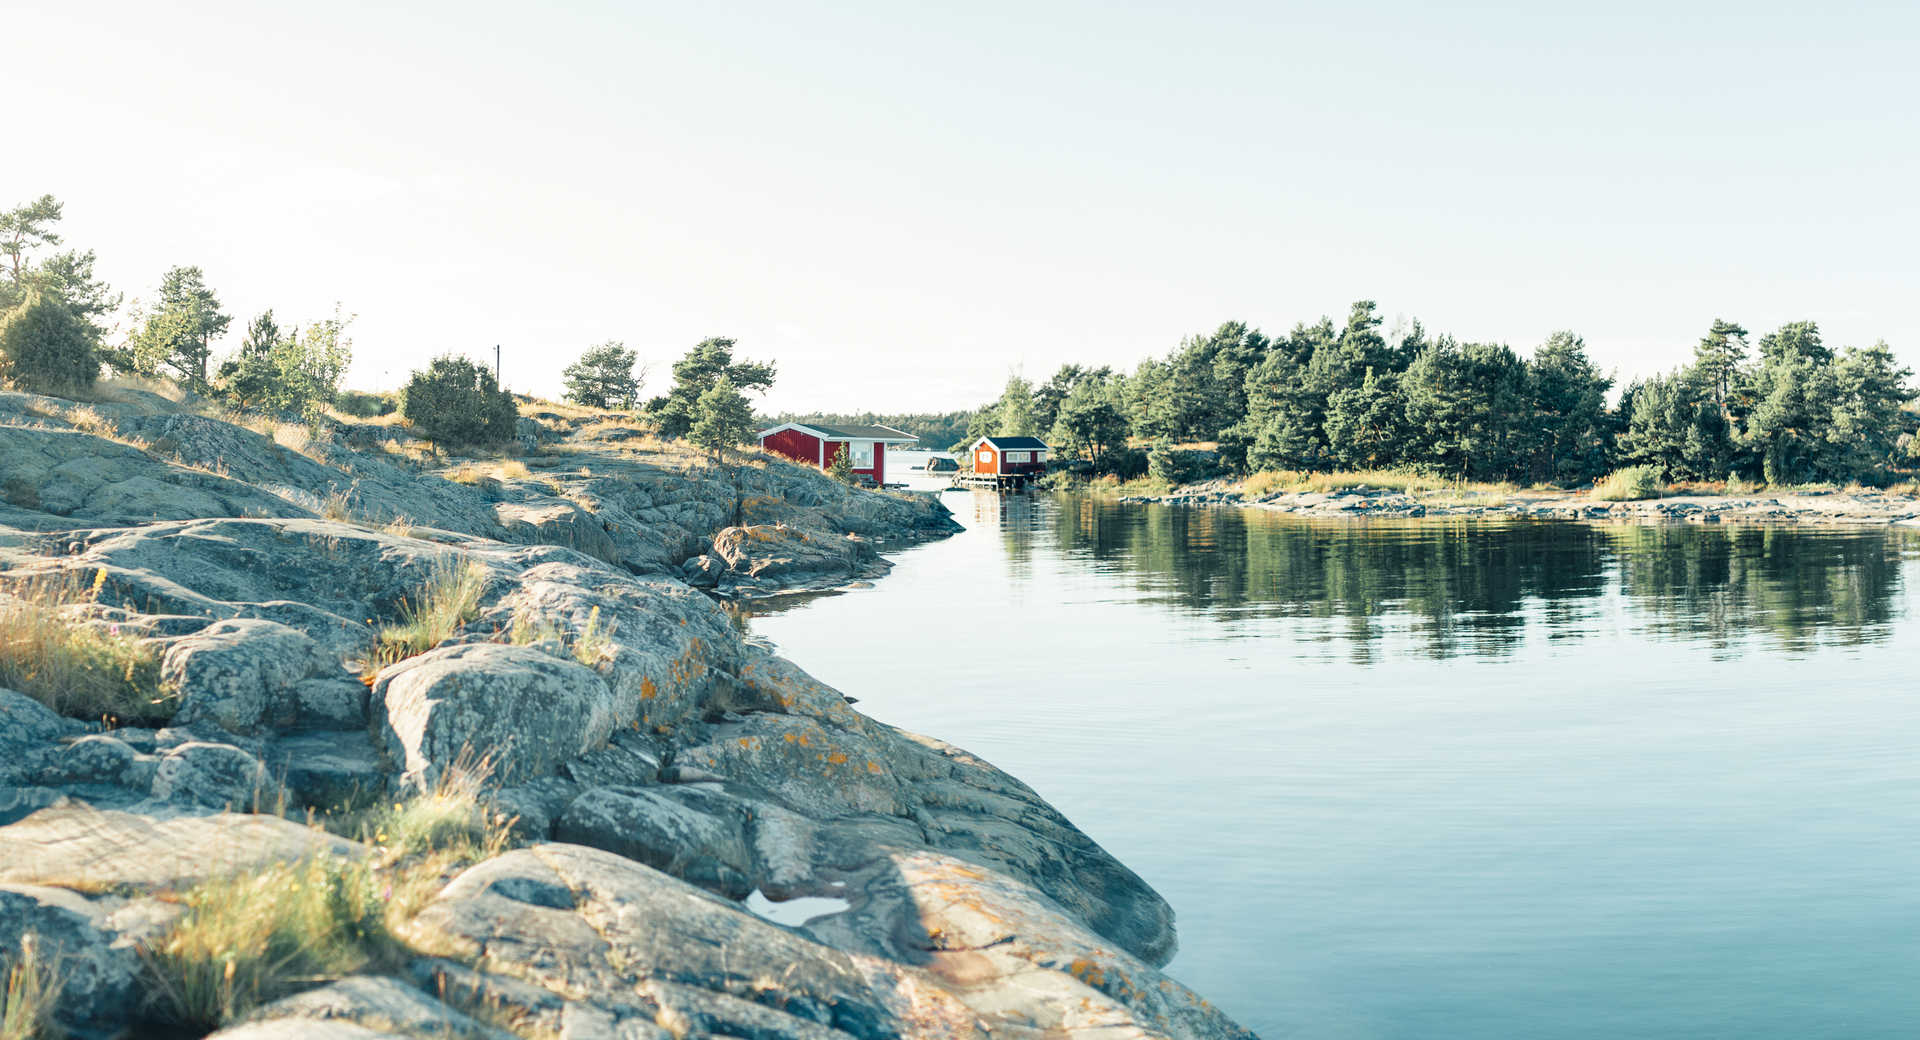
[960,302,1918,487]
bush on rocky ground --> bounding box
[400,355,518,451]
[0,292,97,397]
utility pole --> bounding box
[494,344,502,387]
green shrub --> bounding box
[1593,465,1665,501]
[400,355,517,450]
[334,390,395,418]
[826,444,855,484]
[0,292,98,396]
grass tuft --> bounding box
[143,754,515,1033]
[140,852,385,1031]
[2,933,65,1040]
[0,573,173,725]
[509,604,617,670]
[1593,465,1666,502]
[361,558,485,679]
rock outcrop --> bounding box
[0,387,1249,1039]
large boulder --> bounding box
[164,618,324,734]
[373,643,618,791]
[554,785,756,898]
[705,523,887,594]
[0,884,144,1035]
[150,740,271,810]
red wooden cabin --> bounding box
[756,422,919,485]
[969,436,1050,476]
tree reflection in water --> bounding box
[1013,496,1915,660]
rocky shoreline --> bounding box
[1119,480,1920,527]
[0,386,1255,1040]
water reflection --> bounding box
[965,494,1919,659]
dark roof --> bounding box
[980,436,1049,450]
[775,422,919,442]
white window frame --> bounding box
[1004,450,1030,464]
[851,441,875,469]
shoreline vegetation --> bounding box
[1037,463,1920,525]
[0,267,1246,1040]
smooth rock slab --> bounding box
[373,643,618,791]
[234,974,519,1040]
[0,804,362,890]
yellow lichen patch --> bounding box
[865,761,881,774]
[825,751,848,765]
[1067,958,1107,987]
[639,676,657,700]
[782,733,798,744]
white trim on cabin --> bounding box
[757,422,919,444]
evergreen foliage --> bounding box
[1,195,120,345]
[400,354,518,449]
[563,341,643,409]
[958,304,1915,488]
[131,265,230,389]
[651,338,774,437]
[826,443,855,483]
[216,306,352,419]
[0,292,98,394]
[688,374,757,463]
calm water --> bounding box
[749,457,1920,1039]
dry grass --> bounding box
[1240,469,1510,497]
[449,460,529,485]
[360,559,486,679]
[143,757,514,1033]
[321,488,355,522]
[509,605,617,670]
[272,423,313,455]
[1593,466,1666,501]
[78,372,188,408]
[141,851,386,1030]
[2,933,64,1040]
[0,573,173,725]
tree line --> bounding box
[966,301,1917,486]
[0,194,774,464]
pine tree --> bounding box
[689,375,757,465]
[563,341,643,410]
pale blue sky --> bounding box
[13,1,1917,412]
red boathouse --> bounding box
[969,436,1050,478]
[756,422,919,485]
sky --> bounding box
[11,0,1918,414]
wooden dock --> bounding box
[949,472,1039,492]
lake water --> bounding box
[748,454,1920,1039]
